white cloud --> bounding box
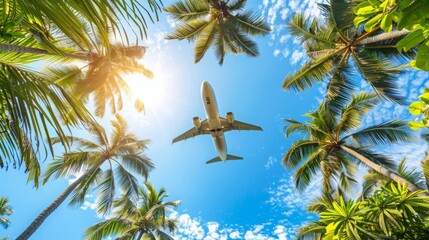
[274,225,288,240]
[290,50,306,65]
[81,200,97,211]
[282,49,290,58]
[170,208,307,239]
[265,156,278,170]
[229,230,242,239]
[273,49,281,57]
[175,213,205,239]
[167,16,177,28]
[260,0,322,64]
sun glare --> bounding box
[124,72,166,109]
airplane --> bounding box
[173,81,262,164]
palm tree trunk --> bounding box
[340,145,421,192]
[137,230,146,240]
[357,29,410,45]
[0,43,88,60]
[16,160,105,240]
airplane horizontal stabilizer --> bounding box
[226,154,243,160]
[206,154,243,164]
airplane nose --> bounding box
[201,81,211,95]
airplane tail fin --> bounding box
[206,154,243,164]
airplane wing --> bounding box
[221,118,263,132]
[172,120,210,143]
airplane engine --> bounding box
[193,117,201,129]
[226,112,234,124]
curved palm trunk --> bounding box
[16,160,105,240]
[0,43,88,60]
[340,145,421,192]
[137,230,145,240]
[357,29,410,45]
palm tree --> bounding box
[283,92,420,195]
[0,0,161,182]
[299,183,429,239]
[17,114,154,240]
[284,2,414,111]
[85,183,179,240]
[165,0,271,64]
[0,197,12,229]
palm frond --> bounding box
[287,13,336,45]
[282,51,339,91]
[115,165,139,200]
[283,119,311,138]
[334,92,379,133]
[163,0,210,21]
[120,154,153,180]
[166,19,210,40]
[421,155,429,190]
[228,30,259,57]
[325,64,357,115]
[293,149,324,191]
[398,158,426,189]
[329,0,361,39]
[296,221,326,239]
[227,0,247,11]
[352,51,405,104]
[307,192,335,213]
[282,140,320,169]
[231,11,271,36]
[84,218,132,240]
[69,168,103,206]
[346,120,412,146]
[194,20,217,63]
[97,169,116,215]
[214,26,227,65]
[155,229,176,240]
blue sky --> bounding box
[1,0,429,239]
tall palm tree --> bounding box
[85,183,179,240]
[284,2,414,111]
[0,0,161,181]
[0,197,12,229]
[165,0,271,64]
[17,114,154,240]
[283,92,420,195]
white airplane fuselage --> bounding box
[201,81,228,160]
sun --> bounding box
[121,51,180,116]
[122,71,169,114]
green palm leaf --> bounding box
[84,218,132,240]
[164,0,209,21]
[346,121,412,146]
[165,0,269,64]
[231,12,271,36]
[282,52,338,91]
[166,19,211,40]
[282,140,320,169]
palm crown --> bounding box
[283,92,419,195]
[165,0,271,64]
[284,2,414,112]
[0,197,12,229]
[85,183,179,240]
[44,114,154,214]
[0,0,161,182]
[17,114,154,240]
